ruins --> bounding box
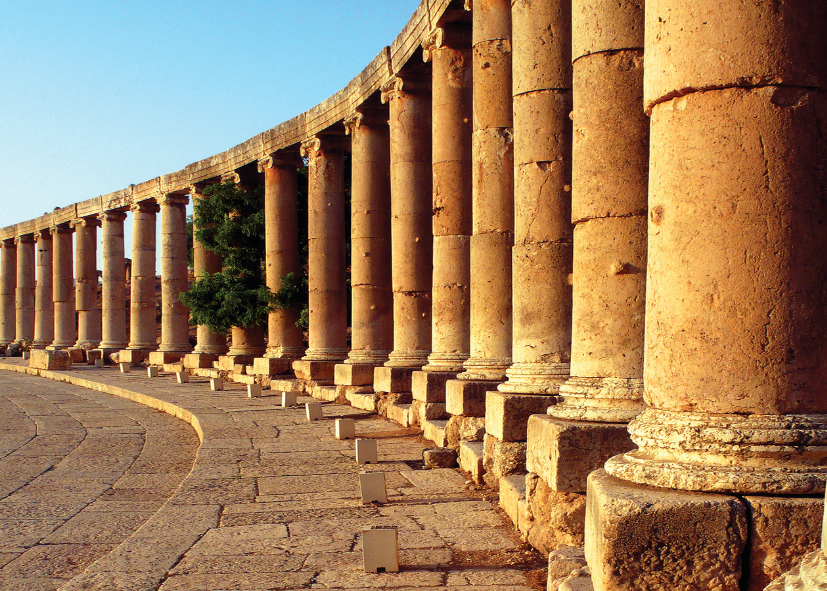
[2,0,826,588]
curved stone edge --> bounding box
[0,0,456,242]
[0,362,223,590]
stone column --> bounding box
[49,225,75,349]
[334,109,393,388]
[151,194,192,363]
[411,25,473,434]
[97,210,128,354]
[123,200,159,361]
[0,239,17,347]
[14,234,36,344]
[72,218,101,349]
[189,183,226,358]
[588,2,827,590]
[32,230,54,349]
[293,136,348,382]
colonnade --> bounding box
[1,0,825,588]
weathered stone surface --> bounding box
[459,441,485,484]
[292,360,336,381]
[28,350,70,371]
[422,419,448,448]
[586,469,747,591]
[483,433,526,486]
[147,351,183,366]
[499,474,526,529]
[251,357,290,376]
[445,415,486,448]
[334,363,375,386]
[411,370,455,403]
[523,473,586,554]
[445,380,490,417]
[527,415,634,493]
[374,366,415,393]
[548,546,588,589]
[423,447,457,469]
[486,392,555,442]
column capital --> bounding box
[422,28,445,62]
[70,216,101,229]
[49,223,73,237]
[158,194,189,207]
[99,210,128,223]
[258,153,303,172]
[422,24,472,62]
[130,199,160,214]
[1,238,15,248]
[300,135,348,158]
[220,171,240,185]
[343,109,388,135]
[13,234,35,245]
[34,229,52,242]
[380,74,429,104]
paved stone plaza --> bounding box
[0,361,545,590]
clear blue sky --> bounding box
[0,0,420,229]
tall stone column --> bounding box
[32,230,54,349]
[588,2,827,590]
[97,210,128,353]
[293,136,348,381]
[49,225,75,349]
[334,109,393,388]
[72,218,101,349]
[0,239,17,347]
[123,200,159,361]
[13,234,35,345]
[411,24,473,434]
[189,183,226,358]
[151,194,192,363]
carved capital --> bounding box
[49,224,73,236]
[159,194,189,207]
[300,137,322,159]
[343,112,364,136]
[14,234,35,245]
[35,229,52,242]
[130,200,161,215]
[380,76,405,104]
[1,238,16,248]
[99,210,128,223]
[422,27,445,62]
[464,0,472,11]
[70,216,101,229]
[257,155,274,172]
[221,171,241,185]
[380,75,428,104]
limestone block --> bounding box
[232,364,246,375]
[334,363,375,386]
[362,526,399,573]
[29,349,70,371]
[526,415,634,493]
[524,472,587,554]
[86,349,102,364]
[586,469,747,591]
[459,441,485,484]
[486,392,556,442]
[411,370,455,403]
[117,349,146,365]
[422,419,449,448]
[247,384,262,398]
[305,402,323,421]
[386,402,413,428]
[423,448,457,469]
[281,391,297,407]
[292,360,336,381]
[147,366,159,378]
[742,495,823,591]
[252,357,290,376]
[359,472,388,504]
[548,547,588,589]
[421,402,448,421]
[499,474,527,529]
[183,353,217,369]
[374,366,414,393]
[356,439,378,465]
[176,371,189,384]
[446,415,486,448]
[68,348,85,364]
[346,390,380,413]
[764,549,827,591]
[483,433,527,485]
[148,351,183,365]
[163,363,183,373]
[445,380,490,416]
[216,355,252,372]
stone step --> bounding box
[498,474,526,529]
[386,402,413,428]
[346,390,379,413]
[422,419,449,448]
[459,440,485,484]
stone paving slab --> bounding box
[0,360,546,590]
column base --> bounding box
[292,359,337,381]
[486,391,556,442]
[385,349,429,368]
[157,344,193,355]
[548,376,644,423]
[147,351,185,365]
[344,350,391,366]
[445,379,501,417]
[251,357,292,376]
[226,346,266,357]
[515,473,587,555]
[266,346,307,359]
[46,341,75,350]
[498,362,570,395]
[374,366,416,394]
[73,340,100,350]
[412,370,455,403]
[30,341,50,350]
[334,363,376,386]
[217,355,255,371]
[422,352,469,374]
[605,408,827,494]
[457,356,511,381]
[193,345,229,356]
[302,348,348,362]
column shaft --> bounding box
[72,218,101,348]
[98,211,128,350]
[0,240,17,346]
[33,230,54,348]
[460,0,514,381]
[158,195,192,353]
[14,235,36,344]
[128,201,159,351]
[300,137,348,361]
[50,225,75,349]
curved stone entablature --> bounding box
[0,0,456,241]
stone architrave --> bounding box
[125,200,160,354]
[0,239,17,347]
[98,210,128,352]
[380,74,433,370]
[49,225,75,349]
[296,136,348,371]
[14,234,36,345]
[190,183,227,357]
[590,1,827,589]
[259,155,305,360]
[32,230,54,349]
[457,0,514,384]
[71,217,101,349]
[156,194,192,357]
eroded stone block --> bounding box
[292,360,336,381]
[445,380,491,417]
[423,447,457,469]
[117,349,146,365]
[586,469,747,591]
[373,366,415,393]
[183,353,217,369]
[459,441,485,484]
[334,363,376,386]
[86,349,102,364]
[500,474,527,529]
[67,348,85,364]
[483,433,527,486]
[147,351,184,365]
[412,370,455,403]
[252,357,290,376]
[524,472,586,554]
[423,419,449,448]
[486,392,555,441]
[446,415,486,448]
[29,349,71,370]
[527,415,634,494]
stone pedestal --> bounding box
[183,353,218,370]
[29,349,71,371]
[251,357,290,377]
[381,75,433,369]
[15,234,36,345]
[259,156,304,360]
[459,0,514,383]
[49,225,75,349]
[72,218,100,349]
[300,136,348,364]
[158,194,192,355]
[32,230,54,349]
[373,366,415,395]
[335,363,375,387]
[127,200,159,352]
[227,325,265,357]
[292,359,337,382]
[98,211,128,351]
[0,239,16,347]
[147,351,185,366]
